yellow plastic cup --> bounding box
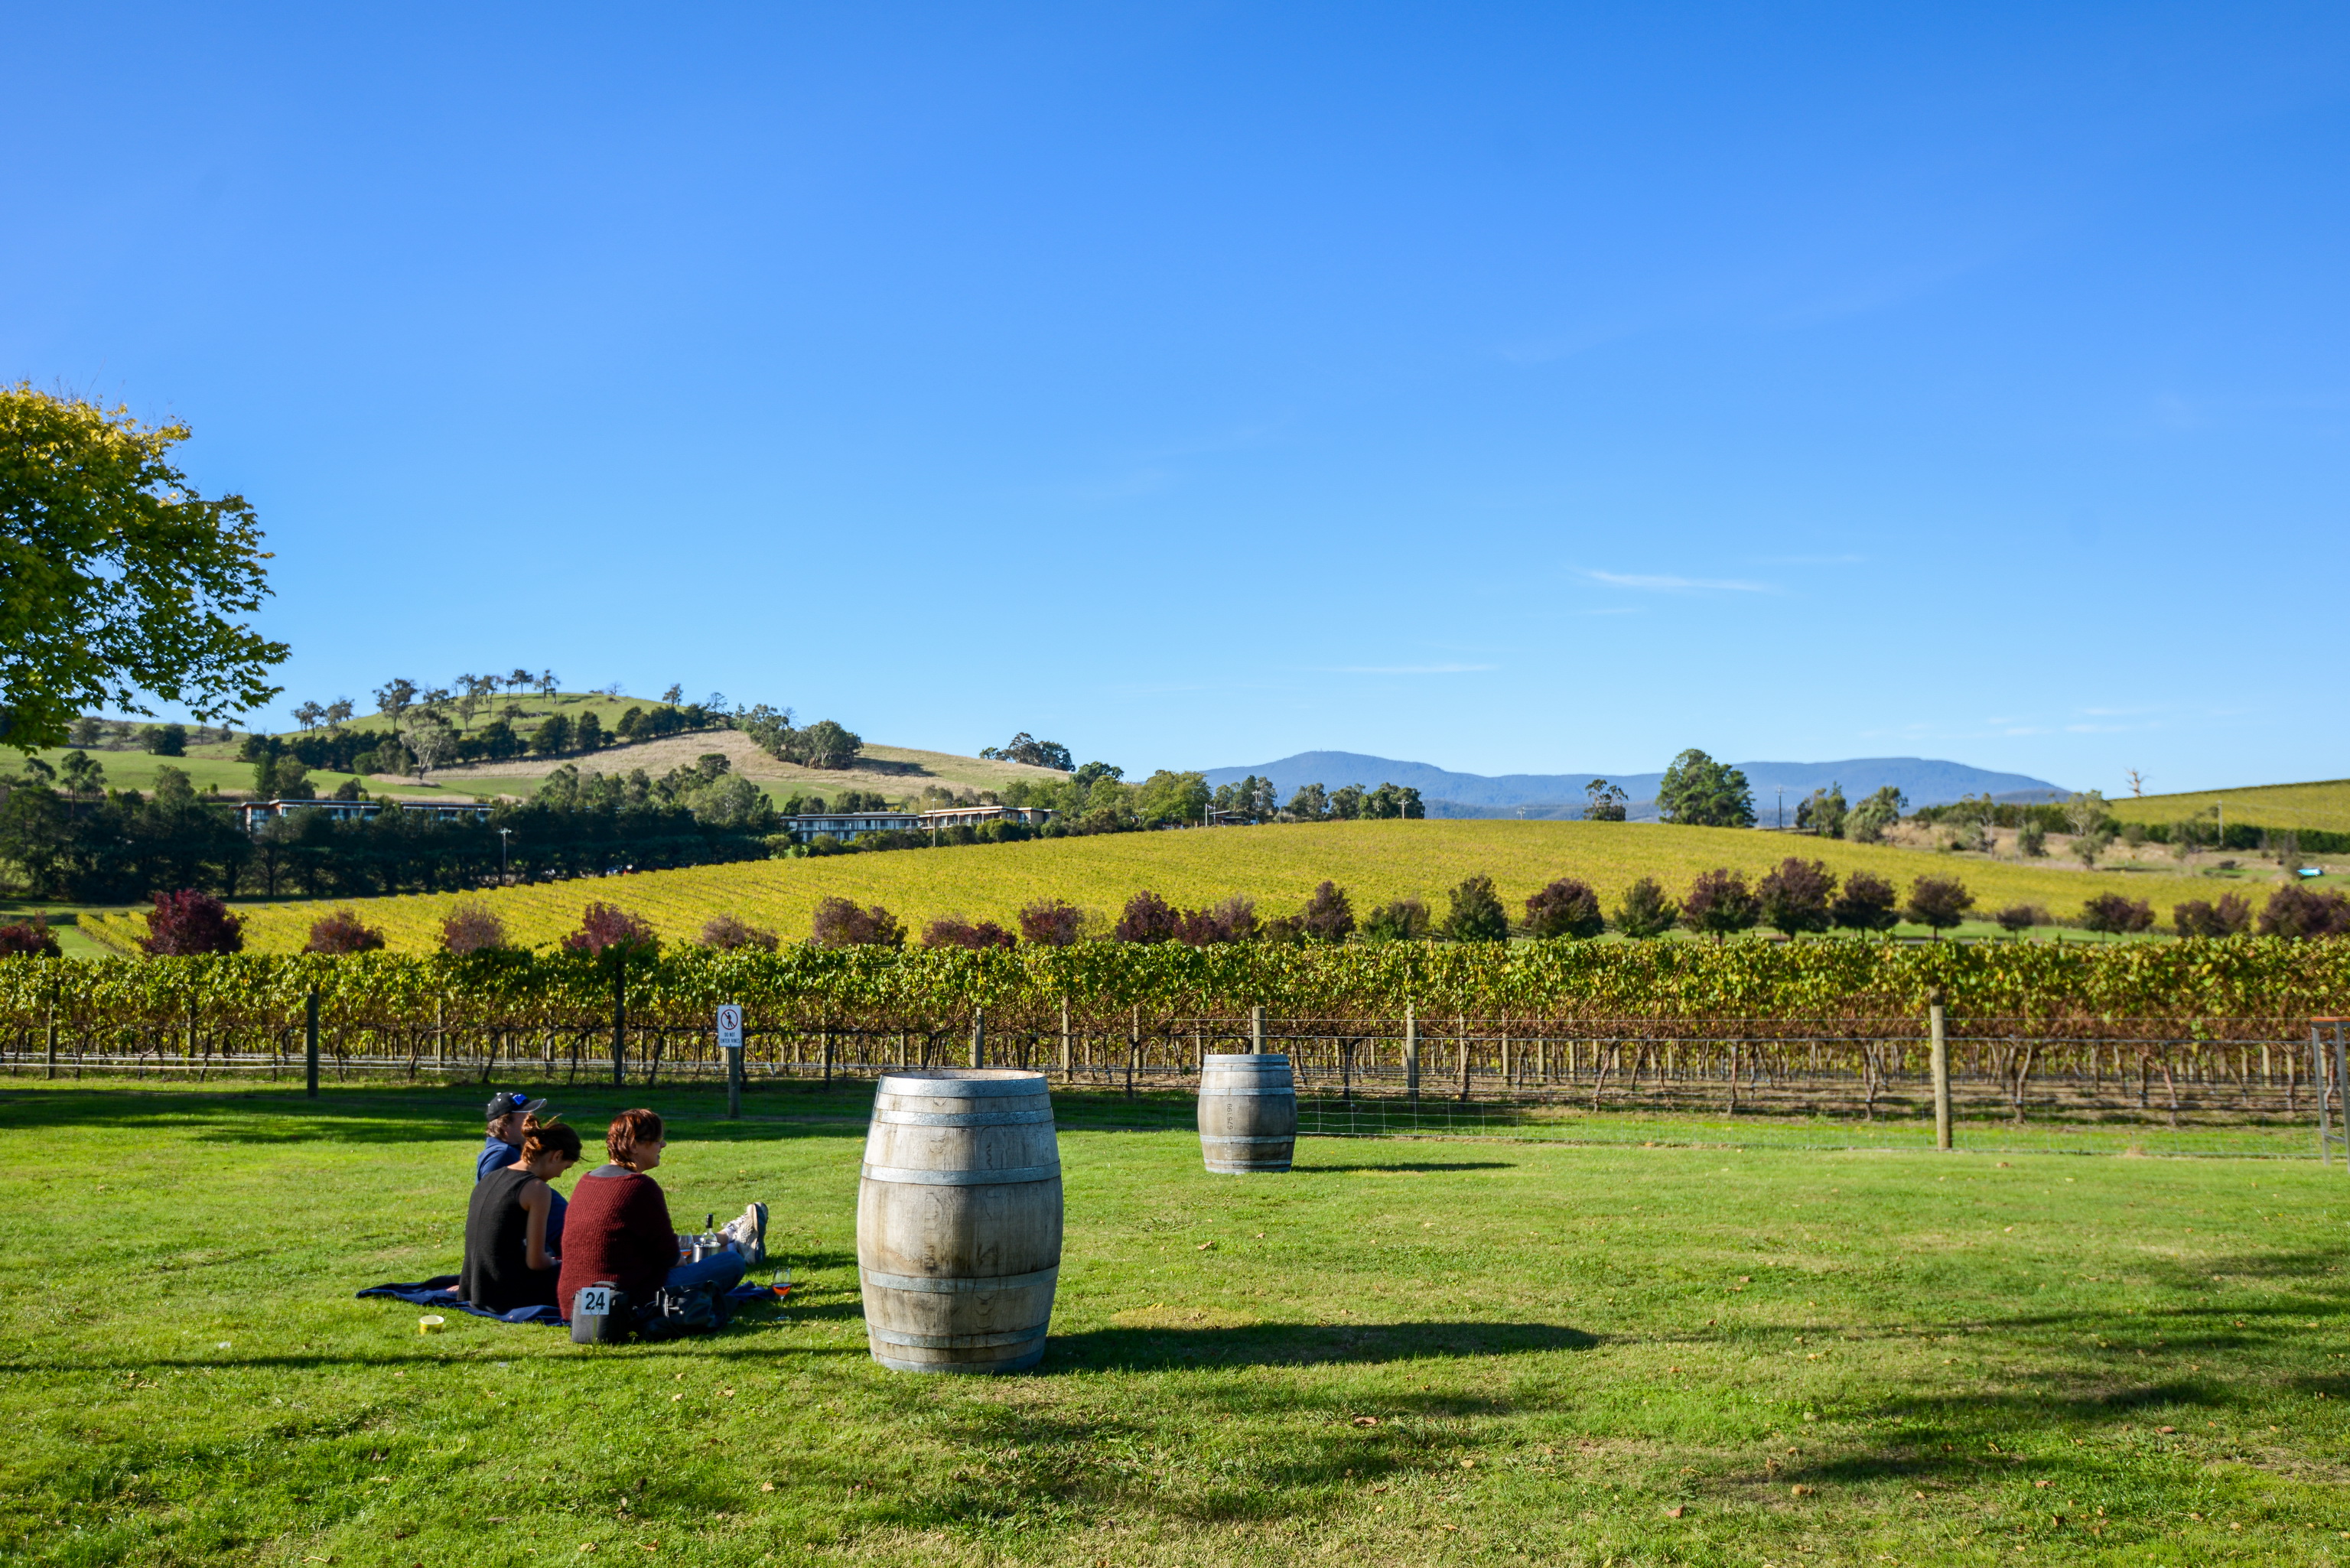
[418,1314,446,1335]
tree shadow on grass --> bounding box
[0,1086,875,1146]
[1040,1318,1596,1374]
[1287,1161,1515,1173]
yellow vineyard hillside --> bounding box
[106,820,2272,955]
[2108,779,2350,834]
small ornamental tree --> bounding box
[1829,871,1901,935]
[1177,896,1259,946]
[0,916,60,957]
[1904,876,1974,938]
[1298,880,1356,942]
[2080,893,2156,935]
[1361,898,1432,941]
[564,901,659,957]
[1018,899,1084,946]
[1112,891,1182,944]
[1524,878,1604,940]
[142,890,243,955]
[1756,857,1837,936]
[922,918,1017,950]
[808,897,904,948]
[1993,903,2043,933]
[441,903,509,954]
[2173,895,2251,939]
[1613,877,1678,939]
[2257,884,2350,940]
[304,908,386,954]
[698,912,780,951]
[1442,874,1510,943]
[1682,868,1761,942]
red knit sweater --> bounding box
[556,1166,675,1312]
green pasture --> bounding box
[14,750,370,801]
[4,1081,2348,1566]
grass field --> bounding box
[2112,782,2350,836]
[150,819,2270,955]
[2,1079,2345,1567]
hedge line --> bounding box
[5,936,2347,1033]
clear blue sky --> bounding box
[7,5,2346,795]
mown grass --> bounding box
[172,819,2240,955]
[2,1078,2345,1566]
[2112,781,2350,836]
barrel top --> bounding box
[874,1069,1050,1098]
[1203,1052,1292,1066]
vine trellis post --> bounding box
[1930,987,1952,1150]
[609,957,627,1087]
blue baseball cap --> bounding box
[485,1092,548,1121]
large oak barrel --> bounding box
[1198,1052,1297,1173]
[857,1069,1062,1373]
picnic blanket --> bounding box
[357,1275,774,1327]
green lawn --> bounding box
[2,1081,2345,1566]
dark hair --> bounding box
[607,1108,665,1167]
[520,1121,582,1163]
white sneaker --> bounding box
[729,1202,767,1266]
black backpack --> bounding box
[633,1280,737,1341]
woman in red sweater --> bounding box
[557,1108,761,1319]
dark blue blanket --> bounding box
[358,1275,770,1327]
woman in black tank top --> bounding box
[461,1121,582,1311]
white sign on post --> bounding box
[716,1004,744,1052]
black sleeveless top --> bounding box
[461,1166,558,1311]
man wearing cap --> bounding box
[479,1092,549,1183]
[480,1091,567,1255]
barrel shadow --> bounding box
[1040,1319,1594,1372]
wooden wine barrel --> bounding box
[1198,1052,1297,1173]
[857,1069,1062,1373]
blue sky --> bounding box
[6,5,2346,795]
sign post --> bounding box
[717,1004,744,1120]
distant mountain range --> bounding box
[1199,751,2070,821]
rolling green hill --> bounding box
[89,818,2267,955]
[2109,779,2350,834]
[28,693,1063,808]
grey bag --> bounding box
[569,1281,632,1344]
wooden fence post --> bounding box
[44,971,58,1081]
[305,987,321,1100]
[971,1007,986,1069]
[1930,987,1951,1150]
[1059,999,1072,1081]
[1404,1005,1420,1099]
[1251,1004,1265,1054]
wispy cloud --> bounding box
[1583,569,1775,594]
[1316,662,1498,675]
